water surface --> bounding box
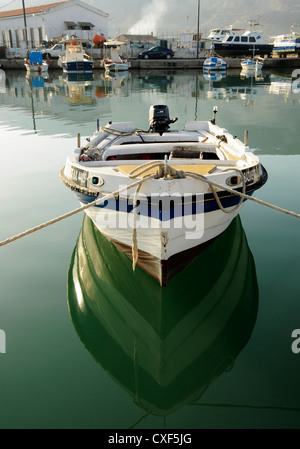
[0,67,300,429]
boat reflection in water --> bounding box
[67,215,258,418]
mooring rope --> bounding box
[0,161,299,252]
[0,177,149,248]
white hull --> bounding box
[82,198,238,261]
[25,63,48,73]
[105,62,130,72]
[241,58,264,71]
[203,57,227,70]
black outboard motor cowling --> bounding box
[149,105,178,135]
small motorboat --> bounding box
[103,41,131,72]
[24,51,48,73]
[60,105,268,286]
[241,56,264,71]
[58,39,93,73]
[203,56,227,70]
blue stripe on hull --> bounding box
[73,166,268,221]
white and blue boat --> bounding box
[273,32,300,56]
[58,39,93,73]
[241,56,264,71]
[60,105,268,286]
[203,56,227,70]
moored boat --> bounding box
[241,56,264,71]
[272,32,300,56]
[213,28,273,57]
[60,105,268,286]
[203,56,227,70]
[103,41,131,72]
[24,51,48,73]
[58,39,93,73]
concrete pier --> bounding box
[1,56,299,71]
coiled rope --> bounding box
[0,161,299,255]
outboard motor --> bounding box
[149,105,178,135]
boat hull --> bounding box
[203,57,227,70]
[60,60,94,73]
[105,63,130,72]
[68,164,267,285]
[214,43,273,57]
[25,63,48,73]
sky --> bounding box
[0,0,299,38]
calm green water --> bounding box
[0,67,300,429]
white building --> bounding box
[0,0,109,50]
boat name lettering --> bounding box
[70,167,88,187]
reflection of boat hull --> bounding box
[67,215,258,416]
[203,69,227,82]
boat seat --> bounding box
[117,164,217,177]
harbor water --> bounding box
[0,67,300,429]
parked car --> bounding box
[41,43,65,59]
[138,46,174,59]
[41,41,92,59]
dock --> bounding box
[1,56,300,71]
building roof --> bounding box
[0,1,68,18]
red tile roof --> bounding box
[0,1,69,18]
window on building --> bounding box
[78,22,95,30]
[64,21,77,30]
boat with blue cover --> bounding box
[60,105,268,285]
[24,50,48,73]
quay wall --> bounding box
[1,56,300,71]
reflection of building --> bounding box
[0,71,111,134]
[0,0,108,50]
